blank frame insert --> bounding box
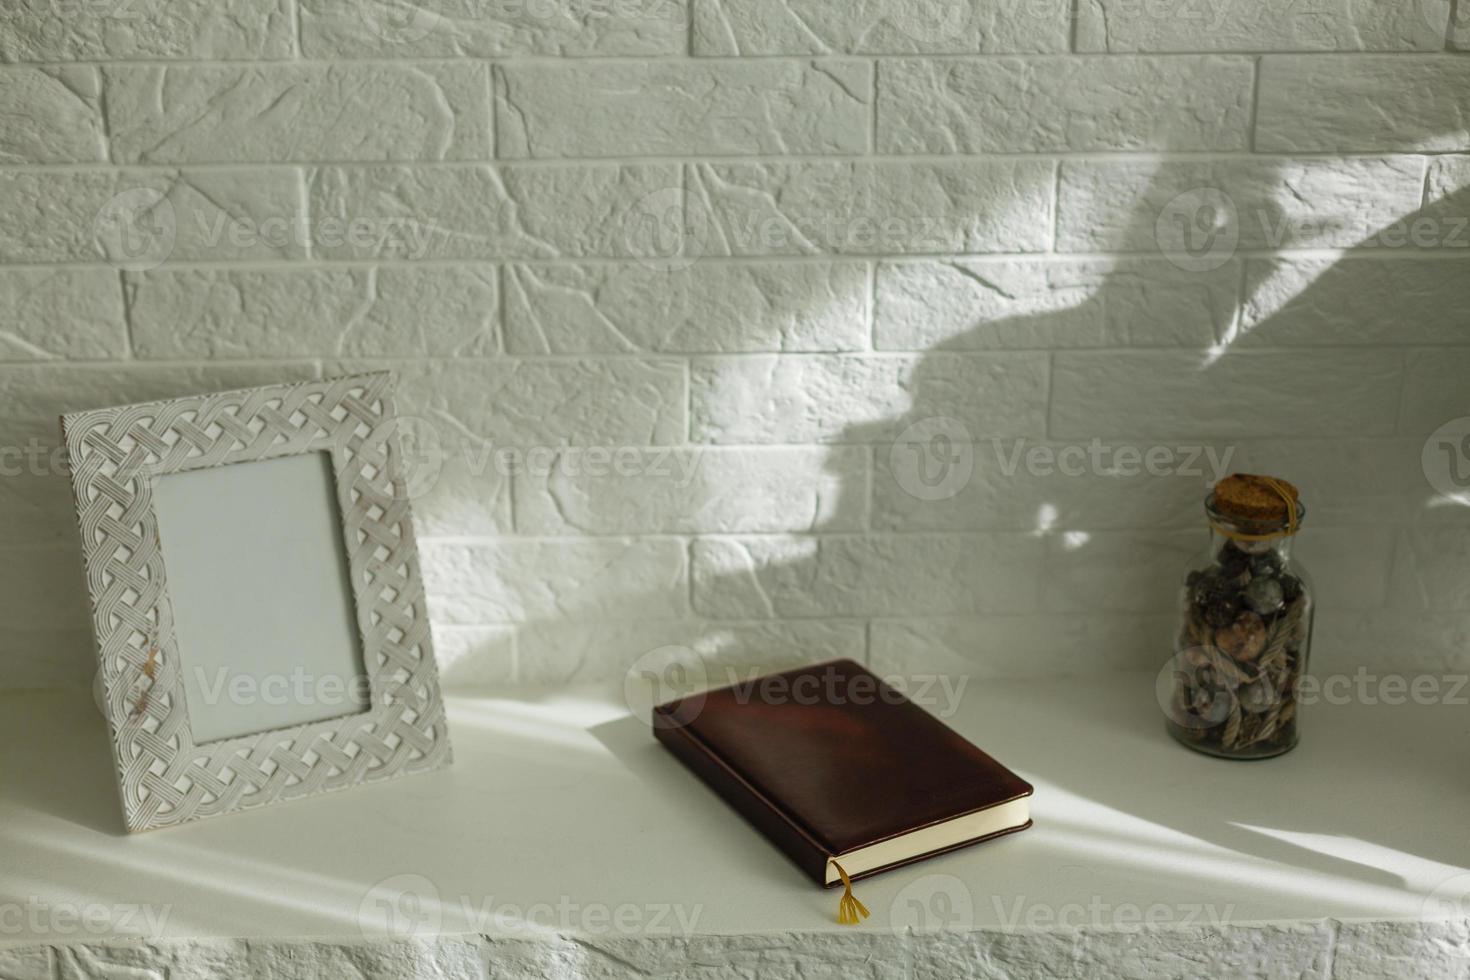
[151,452,369,744]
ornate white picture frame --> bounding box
[62,372,452,832]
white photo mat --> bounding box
[63,372,452,832]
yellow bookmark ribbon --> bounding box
[833,861,869,926]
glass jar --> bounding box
[1161,475,1313,759]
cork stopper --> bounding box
[1211,473,1300,523]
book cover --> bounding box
[653,659,1033,888]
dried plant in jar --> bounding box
[1162,474,1314,759]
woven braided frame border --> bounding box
[62,372,452,832]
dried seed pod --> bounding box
[1222,704,1243,748]
[1209,646,1249,689]
[1247,715,1280,747]
[1250,551,1284,578]
[1216,610,1267,662]
[1244,575,1284,615]
[1239,675,1277,714]
[1205,596,1240,628]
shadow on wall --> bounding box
[445,153,1470,692]
[8,152,1470,694]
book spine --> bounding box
[653,714,834,888]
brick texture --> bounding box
[1,1,1467,694]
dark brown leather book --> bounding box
[653,659,1033,887]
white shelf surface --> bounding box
[2,671,1469,948]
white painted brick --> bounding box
[1057,158,1427,253]
[1405,186,1470,248]
[1258,57,1470,153]
[5,930,1407,980]
[423,538,688,624]
[0,0,294,61]
[489,928,1341,980]
[1240,258,1470,347]
[1399,348,1470,437]
[1230,439,1470,528]
[870,613,1174,678]
[1050,350,1403,439]
[692,0,1070,54]
[126,267,498,358]
[690,353,1049,444]
[687,161,1055,256]
[0,67,105,164]
[0,170,306,265]
[4,941,487,980]
[251,939,487,979]
[0,362,320,443]
[503,262,868,353]
[875,435,1470,533]
[301,0,688,57]
[1046,925,1337,980]
[0,269,126,360]
[1041,529,1198,614]
[0,948,49,979]
[874,258,1238,351]
[1076,0,1449,52]
[307,164,679,259]
[0,0,1467,706]
[512,619,864,684]
[1425,155,1470,217]
[878,57,1252,153]
[1333,920,1470,979]
[412,451,513,538]
[872,440,1224,532]
[496,61,870,158]
[691,534,1045,618]
[384,358,687,449]
[515,446,867,534]
[311,366,518,537]
[105,64,491,164]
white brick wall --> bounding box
[2,1,1469,691]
